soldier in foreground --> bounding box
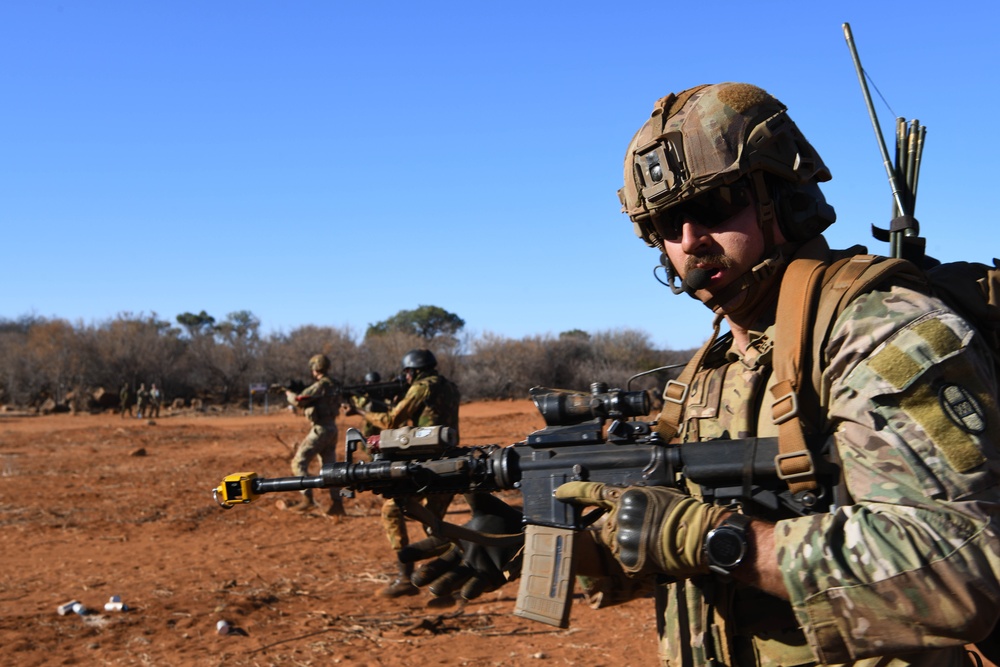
[355,349,461,597]
[411,83,1000,665]
[278,354,346,519]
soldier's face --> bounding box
[660,199,766,305]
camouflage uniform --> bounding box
[353,394,389,439]
[149,384,161,418]
[363,370,461,551]
[119,384,131,418]
[289,374,343,506]
[656,267,1000,666]
[135,383,149,419]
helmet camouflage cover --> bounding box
[619,83,832,247]
[309,354,331,373]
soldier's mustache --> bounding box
[684,254,734,274]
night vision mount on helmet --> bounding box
[619,83,836,249]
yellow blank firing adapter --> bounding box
[214,472,260,509]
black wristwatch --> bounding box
[704,513,751,576]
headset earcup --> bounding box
[775,181,836,242]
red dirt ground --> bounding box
[0,402,660,666]
[2,402,994,666]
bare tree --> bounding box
[92,312,177,390]
[209,311,263,403]
[577,329,667,390]
[0,309,697,409]
[0,325,34,405]
[262,325,359,385]
[361,329,432,382]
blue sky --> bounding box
[2,1,997,350]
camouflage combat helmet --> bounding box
[619,83,835,248]
[401,349,437,371]
[309,354,331,374]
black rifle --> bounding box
[215,383,833,628]
[340,377,407,405]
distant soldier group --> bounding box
[119,382,161,419]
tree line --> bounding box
[0,305,694,412]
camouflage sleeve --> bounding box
[774,285,1000,663]
[295,378,324,406]
[363,382,430,430]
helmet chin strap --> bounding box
[659,171,798,318]
[702,172,790,318]
[701,247,789,317]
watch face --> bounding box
[708,527,746,568]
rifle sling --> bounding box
[402,499,522,548]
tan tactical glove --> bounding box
[555,482,727,578]
[573,528,655,608]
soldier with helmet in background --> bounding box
[135,383,150,419]
[278,353,347,519]
[355,348,461,597]
[148,383,162,418]
[119,382,131,419]
[350,371,392,439]
[407,83,1000,665]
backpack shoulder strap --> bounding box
[770,241,917,494]
[769,243,830,494]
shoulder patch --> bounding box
[939,383,987,434]
[899,382,989,473]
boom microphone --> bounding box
[660,254,713,296]
[682,267,712,292]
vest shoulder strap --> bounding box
[771,241,919,493]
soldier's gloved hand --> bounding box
[555,482,727,578]
[398,493,524,600]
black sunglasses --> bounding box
[651,182,754,243]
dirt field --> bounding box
[0,401,661,666]
[3,402,995,667]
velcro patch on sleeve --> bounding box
[898,382,988,473]
[869,344,920,390]
[868,318,963,391]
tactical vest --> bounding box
[657,235,1000,665]
[410,373,461,432]
[662,337,814,665]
